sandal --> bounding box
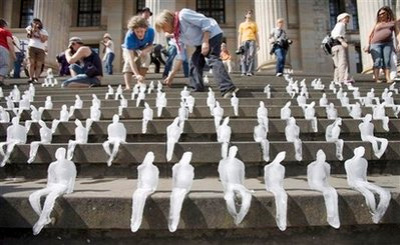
[387,79,394,84]
[376,80,383,83]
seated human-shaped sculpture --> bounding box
[381,88,389,101]
[115,84,123,100]
[11,85,21,102]
[147,81,154,94]
[340,92,349,107]
[352,87,360,99]
[118,95,128,116]
[0,106,10,123]
[207,87,216,113]
[105,85,114,99]
[90,104,101,122]
[6,95,14,110]
[336,87,343,99]
[142,102,153,134]
[345,146,391,223]
[0,117,27,166]
[131,151,159,232]
[359,114,388,158]
[383,92,394,106]
[28,120,52,163]
[300,86,309,99]
[217,117,231,159]
[92,94,101,108]
[67,119,93,160]
[51,104,74,133]
[178,101,189,131]
[257,101,269,131]
[19,94,31,111]
[136,89,146,108]
[325,118,344,160]
[307,150,340,228]
[319,93,328,107]
[218,146,253,225]
[169,152,194,232]
[29,148,76,235]
[264,84,271,98]
[157,80,163,91]
[25,105,45,132]
[285,117,302,161]
[180,86,190,99]
[230,92,239,117]
[326,103,338,120]
[304,101,318,132]
[264,151,288,231]
[349,102,362,119]
[373,103,389,132]
[166,117,183,161]
[102,114,127,166]
[212,101,224,130]
[131,83,140,100]
[254,118,270,162]
[74,95,83,109]
[280,101,291,120]
[156,92,167,117]
[44,96,53,110]
[296,93,306,106]
[185,95,195,114]
[329,81,337,94]
[389,82,398,94]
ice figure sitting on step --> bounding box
[105,85,114,99]
[28,120,53,163]
[358,114,388,159]
[102,115,127,166]
[168,152,194,232]
[217,117,231,159]
[212,101,224,131]
[264,151,288,231]
[6,96,14,110]
[325,118,344,160]
[45,96,53,110]
[326,103,338,120]
[218,146,253,225]
[207,87,216,113]
[0,106,10,123]
[136,89,146,107]
[319,93,328,107]
[92,94,101,108]
[29,148,76,235]
[142,102,153,134]
[264,84,271,98]
[285,117,302,161]
[307,150,340,228]
[304,101,318,132]
[51,104,74,133]
[178,101,189,131]
[280,101,291,120]
[90,104,101,122]
[348,102,362,119]
[115,84,123,100]
[131,84,140,100]
[372,102,389,131]
[257,101,269,130]
[25,105,45,132]
[230,92,239,116]
[166,117,183,161]
[131,151,159,232]
[156,92,167,117]
[74,95,83,109]
[118,95,128,116]
[184,95,195,114]
[67,119,93,160]
[345,146,391,223]
[254,118,270,162]
[0,117,27,167]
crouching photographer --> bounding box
[269,18,292,77]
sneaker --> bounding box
[222,87,240,98]
[276,73,283,77]
[241,73,246,76]
[246,72,253,76]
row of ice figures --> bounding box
[28,145,391,235]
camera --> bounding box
[235,45,245,55]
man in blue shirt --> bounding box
[122,15,154,90]
[155,9,238,98]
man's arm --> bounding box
[6,36,16,60]
[201,31,210,56]
[127,49,142,77]
[164,59,183,86]
[139,44,154,56]
[65,46,90,64]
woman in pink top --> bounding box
[365,6,400,83]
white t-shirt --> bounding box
[105,40,114,54]
[331,22,346,39]
[25,26,48,50]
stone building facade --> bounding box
[1,0,399,75]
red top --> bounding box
[0,28,12,50]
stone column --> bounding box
[254,0,287,69]
[146,0,176,44]
[34,0,71,69]
[357,0,393,72]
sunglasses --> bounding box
[379,12,387,16]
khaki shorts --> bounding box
[27,46,46,63]
[122,48,151,73]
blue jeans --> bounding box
[63,64,101,87]
[163,45,189,77]
[370,42,393,69]
[13,52,24,78]
[240,40,256,74]
[189,33,235,93]
[104,52,115,75]
[274,46,287,74]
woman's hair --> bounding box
[154,10,174,32]
[0,19,8,28]
[376,6,395,23]
[32,18,43,29]
[127,16,148,30]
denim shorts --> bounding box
[370,42,393,69]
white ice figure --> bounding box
[307,150,340,228]
[185,95,195,114]
[118,95,129,116]
[340,92,350,107]
[115,85,123,100]
[264,151,288,231]
[105,85,114,99]
[254,118,270,162]
[280,101,291,120]
[230,92,239,116]
[180,86,190,99]
[359,114,388,159]
[51,105,74,133]
[207,87,216,113]
[313,79,324,90]
[0,87,3,98]
[329,81,337,94]
[156,92,167,117]
[304,101,318,132]
[285,81,296,98]
[178,101,189,131]
[142,102,153,134]
[91,94,101,108]
[168,152,194,232]
[25,105,45,132]
[300,86,309,99]
[19,94,31,110]
[29,148,76,235]
[257,101,269,131]
[147,81,154,94]
[131,84,140,100]
[349,102,362,119]
[166,117,183,161]
[74,95,83,109]
[67,119,93,160]
[389,82,399,94]
[136,90,145,108]
[344,146,391,223]
[218,146,253,225]
[102,114,127,166]
[28,120,52,163]
[326,103,338,120]
[24,90,34,103]
[326,118,344,160]
[6,95,14,110]
[90,105,101,121]
[11,85,21,102]
[285,117,302,161]
[0,117,27,167]
[28,83,35,97]
[296,93,306,106]
[383,92,394,106]
[157,80,163,91]
[336,88,343,99]
[45,96,53,110]
[373,103,389,132]
[264,84,271,98]
[0,106,10,123]
[217,117,231,159]
[381,88,389,101]
[131,151,159,232]
[210,100,223,125]
[204,75,209,84]
[353,87,360,99]
[319,93,328,107]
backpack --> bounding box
[321,34,334,55]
